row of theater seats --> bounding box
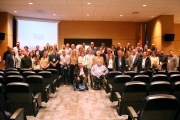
[104,71,180,120]
[0,68,61,120]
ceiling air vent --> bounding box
[36,10,43,13]
[132,12,139,14]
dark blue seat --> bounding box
[151,74,168,82]
[0,75,6,86]
[0,100,24,120]
[6,82,41,117]
[128,94,177,120]
[105,71,122,93]
[0,83,8,111]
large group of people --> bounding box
[3,41,180,88]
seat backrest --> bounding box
[6,75,24,84]
[0,72,5,77]
[0,84,7,111]
[0,68,5,73]
[26,75,45,93]
[168,74,180,85]
[6,71,20,77]
[107,71,122,85]
[113,75,131,93]
[0,76,6,86]
[47,69,58,80]
[153,70,166,75]
[151,74,168,82]
[147,81,171,96]
[139,94,177,120]
[20,68,30,75]
[133,75,150,86]
[6,68,17,72]
[22,71,36,79]
[171,81,180,101]
[33,69,43,74]
[168,70,180,77]
[125,71,137,80]
[6,82,33,103]
[120,81,147,115]
[38,71,52,85]
[0,101,8,120]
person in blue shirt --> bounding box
[91,59,108,86]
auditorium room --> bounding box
[1,0,180,120]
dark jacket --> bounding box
[21,56,32,68]
[115,56,126,72]
[138,57,151,71]
[132,54,140,70]
[5,54,14,69]
[35,50,42,58]
[49,53,60,68]
[74,66,88,77]
[105,59,116,71]
[159,55,167,70]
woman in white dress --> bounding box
[78,51,86,66]
[85,48,94,85]
[40,53,50,70]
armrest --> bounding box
[115,92,121,99]
[46,84,51,94]
[10,108,24,120]
[53,79,57,84]
[108,84,113,91]
[127,106,138,120]
[34,92,42,107]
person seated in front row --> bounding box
[91,59,108,86]
[74,61,88,89]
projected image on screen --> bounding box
[17,20,58,51]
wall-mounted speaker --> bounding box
[0,32,5,40]
[164,34,175,41]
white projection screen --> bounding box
[17,18,59,51]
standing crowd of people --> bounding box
[3,41,180,88]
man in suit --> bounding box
[135,42,143,51]
[115,50,126,73]
[3,45,11,69]
[74,60,88,89]
[131,49,140,72]
[5,49,15,69]
[159,49,167,71]
[21,51,32,69]
[35,45,42,58]
[178,50,180,71]
[101,43,107,54]
[49,48,60,74]
[138,52,151,72]
[41,46,48,55]
[151,43,157,51]
[86,42,97,56]
[167,50,179,71]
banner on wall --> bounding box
[139,25,142,47]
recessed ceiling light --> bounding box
[53,14,56,16]
[143,5,146,6]
[87,14,89,16]
[87,3,91,5]
[120,15,123,16]
[151,16,154,17]
[29,3,33,5]
[14,11,17,13]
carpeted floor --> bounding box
[27,85,128,120]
